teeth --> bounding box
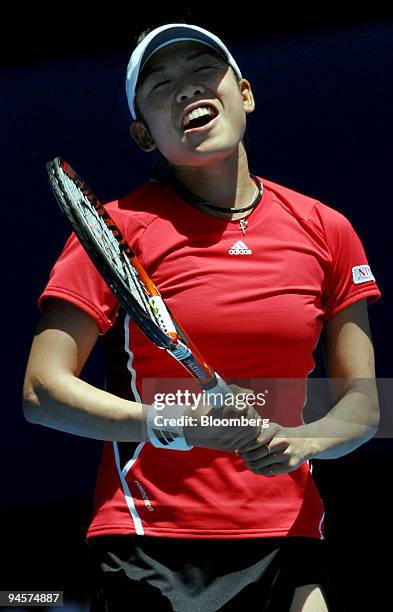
[183,106,216,128]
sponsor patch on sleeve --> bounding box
[352,265,375,284]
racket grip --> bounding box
[202,374,234,409]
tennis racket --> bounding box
[46,157,231,402]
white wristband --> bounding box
[146,404,193,451]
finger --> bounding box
[245,461,277,476]
[242,451,286,474]
[240,439,288,461]
[237,423,280,454]
[235,427,262,447]
[239,440,271,457]
[222,429,257,452]
[256,422,281,444]
[248,460,296,477]
[253,462,285,477]
[238,436,268,453]
[246,463,281,476]
[238,425,276,453]
[219,424,261,451]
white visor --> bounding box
[125,23,242,120]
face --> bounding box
[131,41,255,167]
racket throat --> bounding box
[168,343,214,385]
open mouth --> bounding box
[182,106,219,132]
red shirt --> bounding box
[38,175,381,540]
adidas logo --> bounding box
[228,240,252,255]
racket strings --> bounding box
[61,173,154,318]
[47,158,221,386]
[53,169,175,349]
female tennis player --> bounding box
[23,23,381,611]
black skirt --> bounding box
[88,535,347,611]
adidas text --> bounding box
[229,240,252,255]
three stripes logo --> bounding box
[228,240,252,255]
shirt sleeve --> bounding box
[38,202,148,334]
[317,202,382,322]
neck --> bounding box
[172,144,255,216]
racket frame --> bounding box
[46,157,231,397]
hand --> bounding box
[184,384,268,453]
[237,424,314,476]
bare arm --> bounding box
[303,297,380,459]
[23,298,148,441]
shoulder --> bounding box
[261,175,353,239]
[261,175,320,219]
[104,179,177,222]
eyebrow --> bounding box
[141,50,222,82]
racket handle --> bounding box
[202,374,234,409]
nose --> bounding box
[176,83,206,103]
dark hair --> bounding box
[131,23,250,180]
[132,23,188,181]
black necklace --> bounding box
[169,173,263,214]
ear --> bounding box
[239,79,255,114]
[129,121,157,152]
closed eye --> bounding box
[193,66,214,73]
[152,80,171,91]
